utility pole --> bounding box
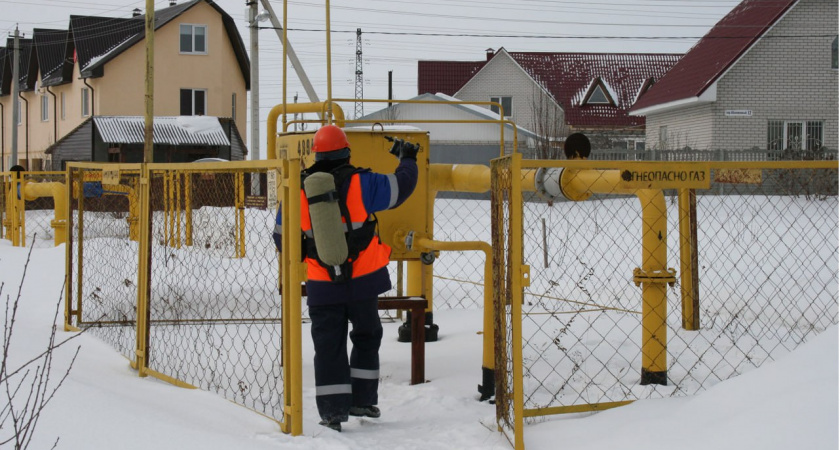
[353,28,364,119]
[259,0,319,104]
[143,1,154,163]
[11,26,20,167]
[248,0,260,162]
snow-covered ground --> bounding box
[1,240,837,449]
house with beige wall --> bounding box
[0,0,249,171]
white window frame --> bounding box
[586,86,611,105]
[180,88,208,116]
[180,24,208,55]
[768,120,824,151]
[41,94,49,122]
[490,95,512,118]
[81,88,90,117]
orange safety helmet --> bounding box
[312,125,350,153]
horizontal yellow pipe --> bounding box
[267,102,346,160]
[429,164,536,194]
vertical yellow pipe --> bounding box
[638,189,669,385]
[185,172,192,246]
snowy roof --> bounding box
[630,0,798,114]
[420,50,681,129]
[94,116,230,146]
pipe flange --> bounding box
[633,268,677,287]
[534,167,565,202]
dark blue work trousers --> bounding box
[309,298,382,422]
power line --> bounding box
[261,27,837,41]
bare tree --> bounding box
[528,84,568,160]
[1,242,82,449]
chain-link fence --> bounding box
[432,148,838,312]
[67,166,141,361]
[66,161,290,427]
[491,156,838,449]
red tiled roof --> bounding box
[508,52,681,129]
[418,51,680,129]
[631,0,797,113]
[418,60,486,96]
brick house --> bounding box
[417,48,681,156]
[629,0,838,153]
[0,0,250,171]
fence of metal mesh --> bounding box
[65,161,289,426]
[432,148,837,313]
[492,156,838,449]
[66,165,142,362]
[491,156,519,447]
[144,165,284,420]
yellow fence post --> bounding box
[678,188,700,330]
[236,171,246,258]
[185,171,193,246]
[135,165,152,376]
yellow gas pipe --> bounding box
[20,181,68,246]
[267,102,345,160]
[548,167,674,385]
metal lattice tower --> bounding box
[354,28,364,119]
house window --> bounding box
[60,92,65,120]
[231,93,236,120]
[41,94,49,121]
[180,24,207,54]
[180,89,207,115]
[587,86,610,104]
[832,36,838,69]
[768,120,824,151]
[659,126,668,149]
[81,88,90,117]
[490,96,512,118]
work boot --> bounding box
[319,419,342,432]
[349,405,381,418]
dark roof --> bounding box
[631,0,798,113]
[0,47,8,96]
[33,29,71,87]
[418,60,486,96]
[69,15,143,78]
[3,37,37,92]
[76,0,250,88]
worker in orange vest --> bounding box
[273,124,419,432]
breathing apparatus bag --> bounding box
[302,165,377,283]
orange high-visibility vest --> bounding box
[301,173,391,282]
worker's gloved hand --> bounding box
[386,136,420,160]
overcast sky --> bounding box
[1,0,741,156]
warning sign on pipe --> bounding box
[619,167,710,189]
